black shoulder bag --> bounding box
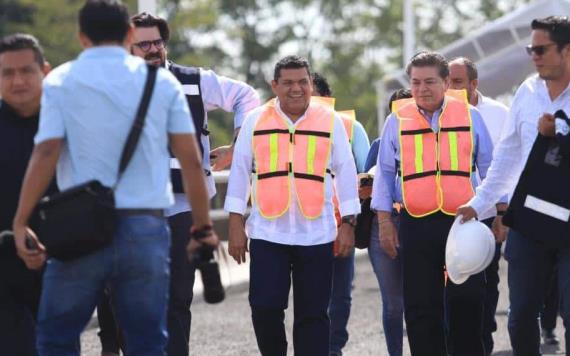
[503,109,570,247]
[35,65,158,261]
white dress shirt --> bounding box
[475,93,509,220]
[168,67,260,216]
[469,74,570,216]
[224,99,361,246]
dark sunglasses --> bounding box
[133,39,165,52]
[525,43,557,56]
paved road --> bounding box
[80,255,565,355]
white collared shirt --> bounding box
[224,99,360,246]
[469,74,570,216]
[475,93,509,220]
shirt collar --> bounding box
[417,98,445,121]
[274,97,309,126]
[78,46,128,60]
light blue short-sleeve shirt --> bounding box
[35,46,195,208]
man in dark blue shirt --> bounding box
[0,33,51,356]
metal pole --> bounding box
[138,0,157,14]
[403,0,415,66]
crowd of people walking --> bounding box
[1,1,569,355]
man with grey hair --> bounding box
[372,51,494,355]
[449,56,509,354]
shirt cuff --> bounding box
[224,196,247,215]
[339,198,361,216]
[468,195,490,219]
[370,197,393,213]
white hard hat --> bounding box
[446,216,495,285]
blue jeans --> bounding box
[368,219,403,356]
[329,249,355,354]
[36,215,171,356]
[505,228,570,356]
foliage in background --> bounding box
[0,0,532,146]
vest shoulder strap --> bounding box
[168,62,208,140]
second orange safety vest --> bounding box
[395,90,475,217]
[252,99,335,219]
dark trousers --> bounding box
[540,254,559,332]
[0,242,42,356]
[505,228,570,356]
[481,218,502,355]
[166,211,196,356]
[97,211,196,356]
[400,211,485,356]
[249,239,334,356]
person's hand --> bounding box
[379,219,399,259]
[358,185,372,200]
[186,229,220,261]
[228,218,248,264]
[492,215,509,243]
[210,145,233,171]
[13,225,46,270]
[456,205,478,223]
[336,223,355,257]
[538,113,556,137]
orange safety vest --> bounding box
[338,110,356,145]
[395,90,474,217]
[252,99,335,219]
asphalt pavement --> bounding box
[80,252,566,355]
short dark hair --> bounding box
[273,55,311,81]
[531,16,570,51]
[79,0,130,45]
[450,56,478,81]
[406,51,449,79]
[312,72,332,97]
[388,88,412,113]
[0,33,45,67]
[131,12,170,42]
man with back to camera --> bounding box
[12,0,216,354]
[457,16,570,355]
[128,11,260,356]
[226,55,360,355]
[448,56,509,355]
[0,33,51,356]
[371,51,495,355]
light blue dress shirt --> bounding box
[370,100,494,213]
[351,120,370,173]
[35,46,195,209]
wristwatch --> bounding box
[341,215,357,228]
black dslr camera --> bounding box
[192,231,225,304]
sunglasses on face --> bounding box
[525,43,557,56]
[133,39,165,52]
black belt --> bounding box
[116,209,164,218]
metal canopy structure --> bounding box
[377,0,570,132]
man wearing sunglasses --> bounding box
[128,11,259,356]
[457,16,570,355]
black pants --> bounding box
[540,262,559,331]
[400,211,485,356]
[97,211,196,356]
[0,242,42,356]
[481,218,502,355]
[249,239,334,356]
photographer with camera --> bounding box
[12,1,216,354]
[128,11,259,356]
